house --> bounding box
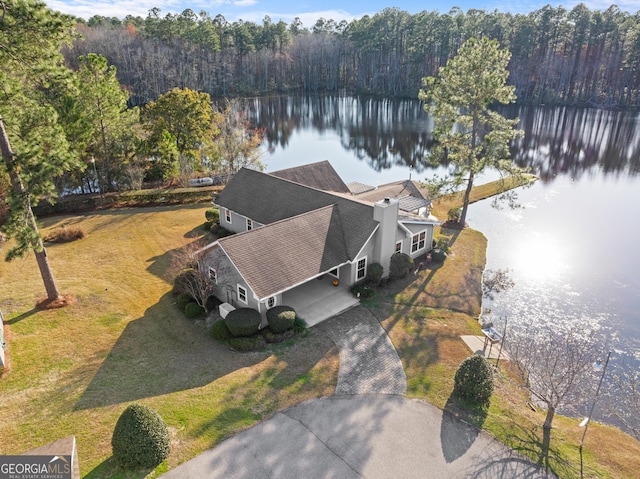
[198,161,439,325]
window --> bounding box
[356,257,367,280]
[411,232,426,253]
[247,218,253,231]
[267,296,276,309]
[225,208,232,223]
[329,268,338,278]
[395,241,402,253]
[209,267,217,284]
[237,285,247,304]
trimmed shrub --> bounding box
[184,302,205,319]
[448,206,462,223]
[389,252,414,280]
[431,248,448,262]
[266,306,296,333]
[111,403,170,470]
[205,207,220,223]
[366,263,384,286]
[210,320,233,340]
[351,283,375,299]
[435,236,451,253]
[44,225,86,243]
[292,317,307,334]
[176,293,193,312]
[453,355,494,405]
[210,224,233,238]
[225,308,262,337]
[228,335,266,351]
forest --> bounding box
[66,4,640,108]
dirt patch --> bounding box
[36,293,76,310]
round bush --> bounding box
[366,263,384,286]
[205,207,220,223]
[176,293,193,312]
[111,403,170,470]
[225,308,262,337]
[453,355,494,405]
[389,252,414,279]
[184,302,205,319]
[431,248,448,262]
[266,306,296,333]
[210,320,233,340]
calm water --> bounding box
[244,96,640,360]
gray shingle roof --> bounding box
[270,161,351,193]
[215,168,377,260]
[354,180,431,213]
[218,205,351,299]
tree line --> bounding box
[65,5,640,107]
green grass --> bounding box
[378,180,640,479]
[2,178,638,479]
[0,204,339,477]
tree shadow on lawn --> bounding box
[440,394,488,463]
[75,293,269,410]
[183,395,401,479]
[500,414,572,478]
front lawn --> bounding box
[0,205,338,477]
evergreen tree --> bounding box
[0,0,82,304]
[419,37,525,227]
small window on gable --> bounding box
[247,218,253,231]
[209,267,217,284]
[395,241,402,253]
[237,285,247,304]
[356,257,367,280]
[225,208,232,223]
[329,268,338,278]
[267,296,276,309]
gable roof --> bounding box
[218,205,353,299]
[269,160,351,193]
[214,168,377,260]
[354,179,432,213]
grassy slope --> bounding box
[378,177,640,479]
[0,205,338,478]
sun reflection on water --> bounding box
[509,232,570,283]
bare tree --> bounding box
[168,240,217,313]
[601,357,640,441]
[506,320,608,465]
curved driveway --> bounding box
[161,306,554,479]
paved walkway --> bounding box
[317,306,406,395]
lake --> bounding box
[243,94,640,372]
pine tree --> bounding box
[419,37,525,227]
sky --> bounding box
[45,0,639,25]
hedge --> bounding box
[225,308,262,337]
[266,306,296,333]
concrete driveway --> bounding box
[161,306,554,478]
[161,395,553,479]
